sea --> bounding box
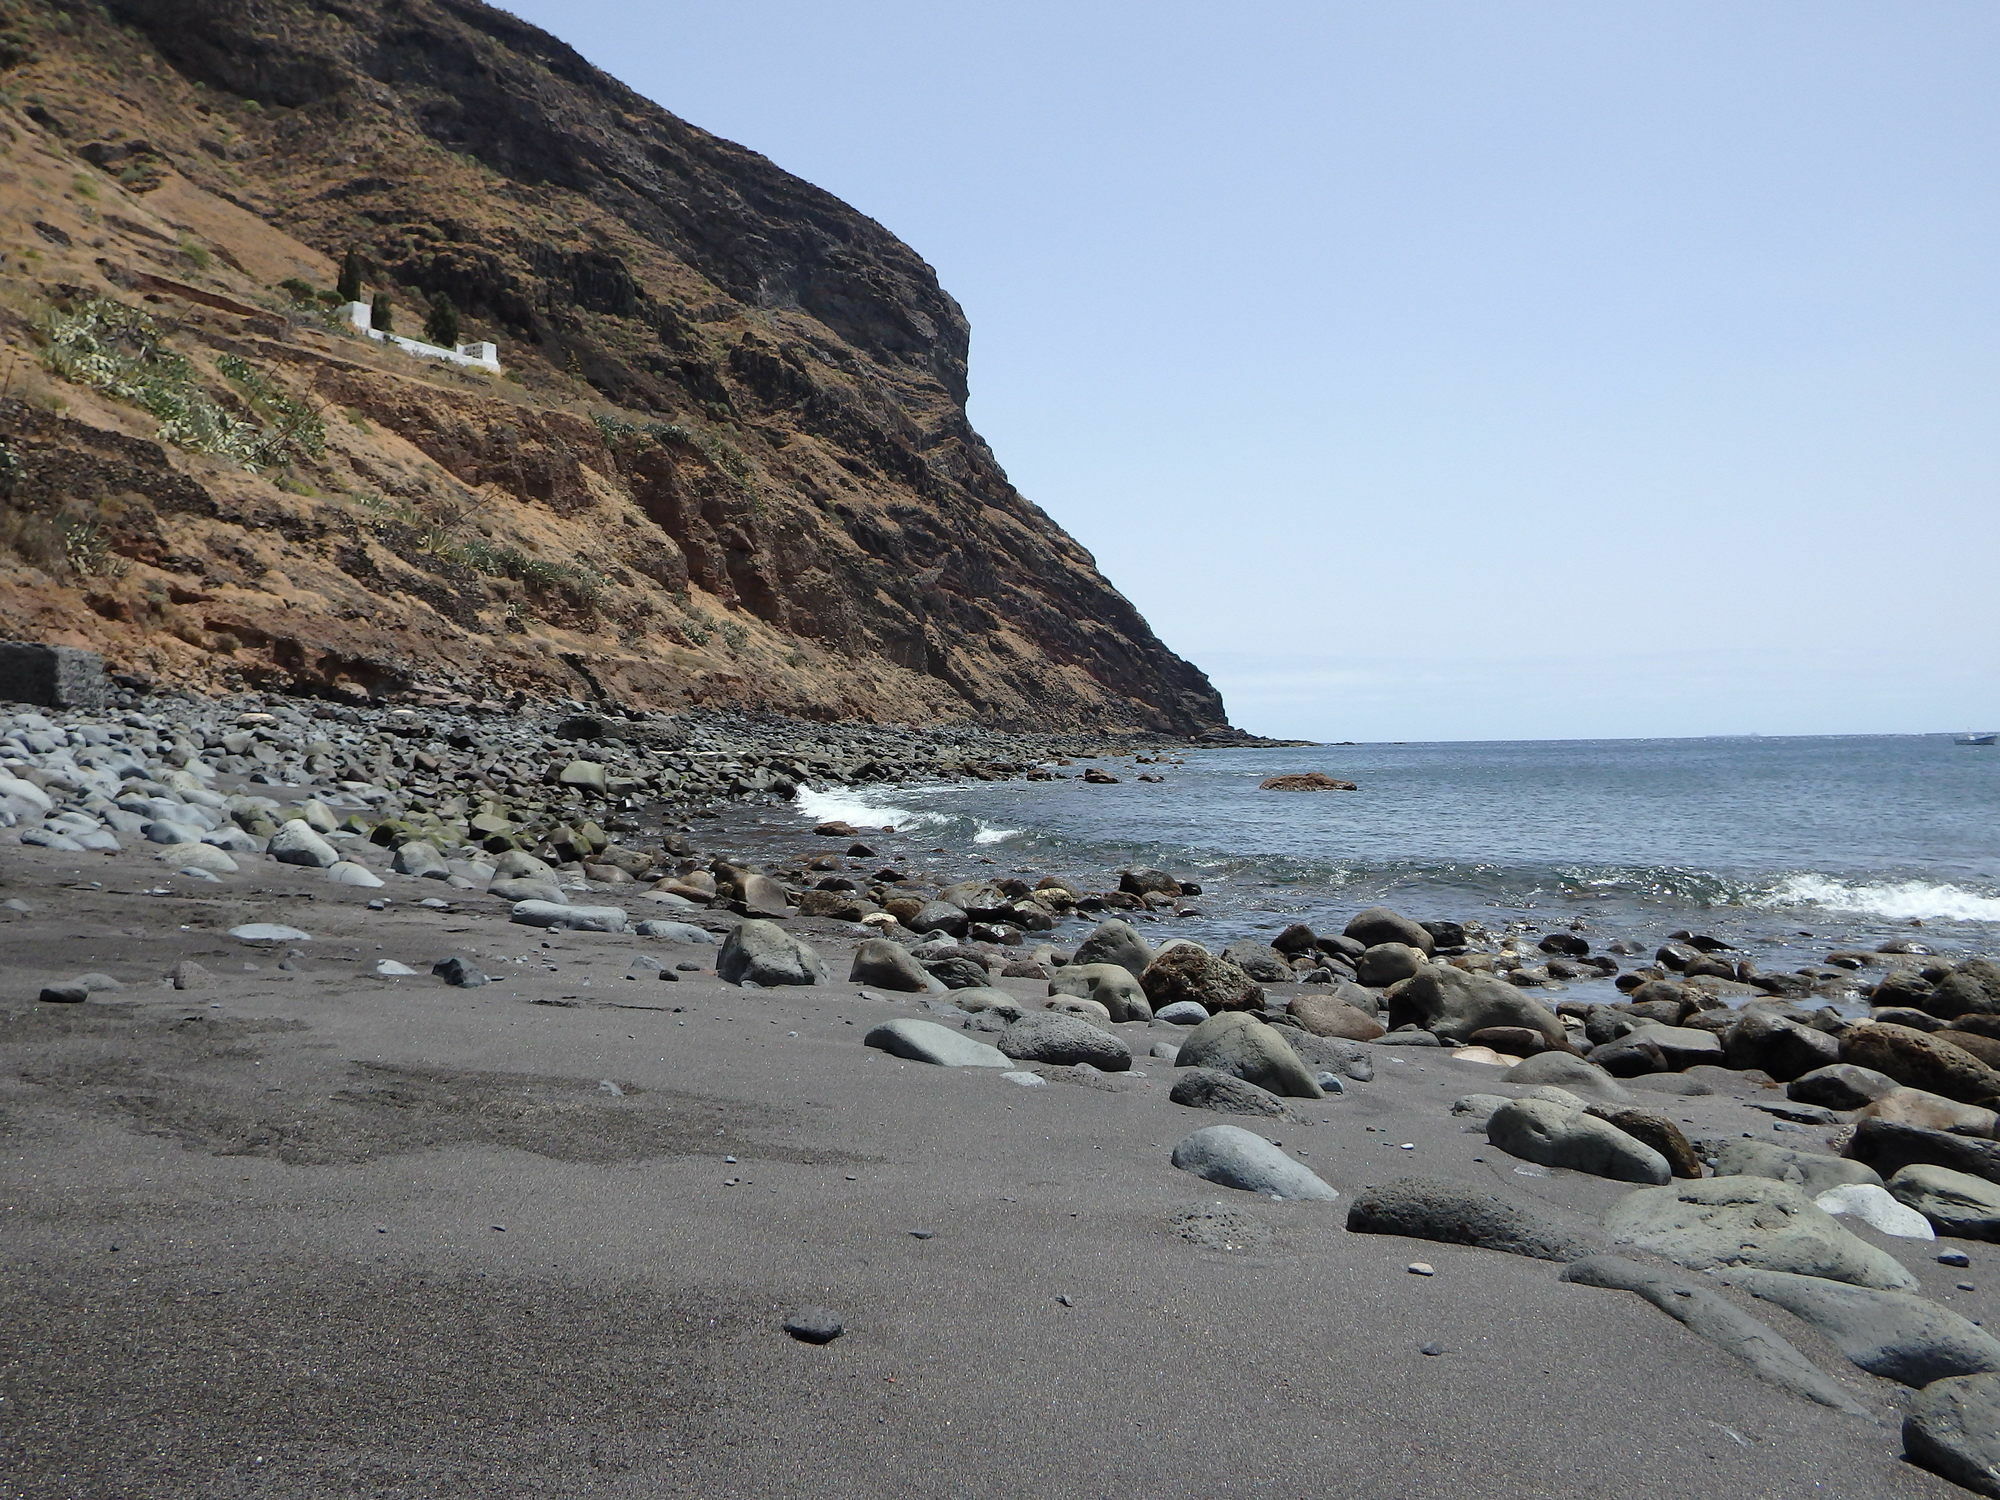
[716,735,2000,975]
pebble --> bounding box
[229,923,311,945]
[1941,1252,1973,1268]
[1408,1262,1436,1276]
[782,1308,844,1345]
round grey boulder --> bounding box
[1175,1011,1324,1099]
[1355,942,1426,987]
[1504,1049,1632,1103]
[997,1013,1131,1071]
[1905,1373,2000,1497]
[864,1018,1009,1068]
[1048,961,1153,1021]
[1169,1125,1338,1201]
[1156,1000,1211,1026]
[510,899,628,933]
[717,919,824,986]
[1723,1267,2000,1386]
[1071,918,1153,978]
[1487,1097,1670,1184]
[268,820,339,869]
[1169,1068,1287,1117]
[1343,906,1435,954]
[1890,1164,2000,1241]
[849,938,944,993]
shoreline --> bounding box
[4,689,1999,1496]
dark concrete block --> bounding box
[0,641,111,710]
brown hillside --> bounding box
[0,0,1228,732]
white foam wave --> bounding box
[793,787,941,832]
[972,824,1021,845]
[1766,874,2000,924]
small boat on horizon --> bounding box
[1955,732,1997,746]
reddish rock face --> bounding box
[0,0,1227,733]
[1259,773,1358,790]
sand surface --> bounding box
[0,839,1975,1499]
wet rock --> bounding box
[1169,1125,1338,1200]
[1486,1097,1670,1184]
[1258,772,1356,791]
[1071,918,1152,978]
[1385,965,1565,1046]
[1169,1068,1288,1117]
[1347,1176,1603,1261]
[717,920,824,986]
[864,1018,1010,1068]
[1343,906,1434,954]
[1175,1011,1324,1099]
[1355,942,1427,988]
[1603,1175,1919,1290]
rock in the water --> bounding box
[1561,1255,1868,1415]
[849,938,944,993]
[1140,944,1263,1013]
[268,820,339,869]
[1175,1011,1323,1099]
[510,900,628,933]
[1168,1125,1338,1201]
[1843,1023,2000,1106]
[229,923,310,945]
[718,919,824,986]
[997,1013,1131,1071]
[1813,1182,1935,1239]
[1486,1097,1670,1184]
[1220,940,1291,983]
[1259,772,1357,791]
[1723,1268,2000,1386]
[1169,1068,1287,1117]
[1603,1174,1919,1290]
[1343,906,1435,954]
[1355,942,1427,987]
[1710,1140,1884,1195]
[1386,965,1565,1046]
[1346,1176,1603,1261]
[864,1018,1011,1068]
[1906,1373,2000,1498]
[1071,918,1153,978]
[1889,1165,2000,1241]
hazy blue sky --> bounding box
[500,0,1996,741]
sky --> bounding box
[496,0,1997,741]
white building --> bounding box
[343,300,500,373]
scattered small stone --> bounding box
[782,1308,844,1345]
[1408,1262,1435,1276]
[229,923,311,945]
[431,956,490,987]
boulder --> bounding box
[1721,1009,1842,1080]
[1118,867,1184,898]
[1602,1175,1919,1290]
[997,1013,1131,1071]
[1503,1050,1632,1103]
[1905,1373,2000,1498]
[1813,1182,1935,1240]
[1289,984,1385,1040]
[1787,1062,1899,1111]
[1347,1176,1603,1261]
[1889,1165,2000,1241]
[1354,942,1426,987]
[717,920,824,987]
[1140,945,1263,1013]
[1723,1268,2000,1386]
[1168,1068,1288,1117]
[633,919,714,944]
[509,900,628,933]
[1584,1106,1703,1178]
[1486,1097,1670,1184]
[729,872,793,919]
[906,901,970,938]
[1221,940,1292,983]
[1168,1125,1338,1200]
[1710,1140,1882,1195]
[952,987,1027,1020]
[268,820,339,869]
[1279,1029,1376,1082]
[1560,1256,1867,1415]
[864,1018,1009,1068]
[1605,1021,1722,1071]
[1048,962,1153,1021]
[1154,1000,1210,1026]
[1842,1023,2000,1106]
[849,938,944,993]
[1927,959,2000,1020]
[1343,906,1434,954]
[1174,1012,1323,1099]
[1385,966,1564,1045]
[1859,1086,1998,1137]
[490,876,565,904]
[391,839,449,879]
[1849,1120,2000,1187]
[1258,772,1357,791]
[1071,918,1153,979]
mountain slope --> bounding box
[0,0,1228,732]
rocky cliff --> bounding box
[0,0,1227,733]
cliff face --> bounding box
[0,0,1228,732]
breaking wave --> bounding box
[792,787,1019,845]
[1762,875,2000,924]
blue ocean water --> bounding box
[776,735,2000,963]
